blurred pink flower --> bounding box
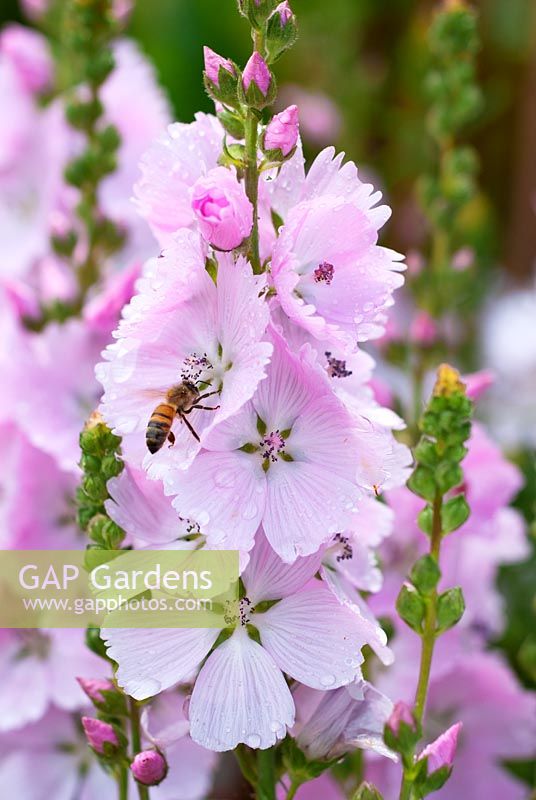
[0,24,53,93]
[191,166,253,250]
[278,85,341,146]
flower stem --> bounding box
[118,764,129,800]
[285,779,301,800]
[245,109,261,274]
[130,698,150,800]
[256,747,276,800]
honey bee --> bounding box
[146,381,219,454]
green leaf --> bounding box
[441,495,470,533]
[418,505,434,536]
[352,782,384,800]
[396,584,426,633]
[410,555,441,595]
[437,587,465,632]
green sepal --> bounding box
[436,586,465,632]
[441,495,470,533]
[410,555,441,595]
[396,583,426,633]
[352,782,384,800]
[407,465,437,502]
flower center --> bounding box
[314,261,334,285]
[180,352,213,383]
[260,430,286,462]
[333,533,353,562]
[198,191,229,221]
[325,351,352,379]
[224,596,252,627]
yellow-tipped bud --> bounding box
[433,364,465,397]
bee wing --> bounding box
[139,387,168,403]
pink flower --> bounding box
[277,85,341,146]
[203,46,235,87]
[130,750,167,786]
[292,681,395,760]
[264,104,299,156]
[134,114,223,248]
[82,717,119,755]
[419,722,462,773]
[76,678,115,705]
[165,328,363,560]
[409,310,437,345]
[0,24,53,94]
[103,532,384,751]
[270,148,404,349]
[191,166,253,251]
[463,368,495,401]
[97,231,272,477]
[242,51,272,96]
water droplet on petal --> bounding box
[246,733,261,748]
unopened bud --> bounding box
[82,716,119,755]
[419,722,462,772]
[266,2,298,61]
[263,104,299,157]
[203,47,239,107]
[433,363,465,397]
[242,52,275,108]
[130,750,168,786]
[386,701,415,737]
[203,46,235,88]
[77,677,115,705]
[384,701,421,757]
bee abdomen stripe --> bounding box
[147,420,169,431]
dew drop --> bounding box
[246,733,261,748]
[320,673,335,687]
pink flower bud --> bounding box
[452,247,474,272]
[191,166,253,251]
[82,716,119,755]
[130,750,168,786]
[203,46,235,88]
[242,51,272,96]
[409,311,437,345]
[264,104,299,156]
[386,701,415,736]
[419,722,462,772]
[0,24,53,93]
[463,369,495,401]
[77,677,115,705]
[275,0,294,25]
[21,0,130,22]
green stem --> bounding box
[234,745,257,789]
[399,493,443,800]
[245,109,261,274]
[285,779,301,800]
[130,698,150,800]
[118,764,129,800]
[256,747,276,800]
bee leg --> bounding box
[179,412,200,442]
[167,430,176,448]
[187,404,220,412]
[196,390,219,402]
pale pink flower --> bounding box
[0,629,104,732]
[409,310,437,345]
[242,51,272,96]
[191,166,253,250]
[0,24,53,94]
[97,231,272,477]
[270,148,404,349]
[103,532,383,751]
[165,328,364,560]
[203,46,235,87]
[463,368,494,401]
[134,113,223,248]
[292,681,395,760]
[264,105,299,156]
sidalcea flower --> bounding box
[264,104,299,156]
[0,24,53,94]
[191,167,253,251]
[165,328,364,560]
[292,681,395,761]
[130,750,168,786]
[0,629,104,732]
[103,531,386,751]
[242,51,272,96]
[203,46,235,87]
[134,113,223,248]
[269,147,405,350]
[97,231,272,476]
[81,717,119,755]
[418,722,462,773]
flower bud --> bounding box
[463,368,494,401]
[82,716,119,755]
[191,166,253,251]
[242,52,275,108]
[77,677,115,705]
[384,701,421,757]
[266,2,298,61]
[386,701,415,737]
[263,104,299,157]
[419,722,462,772]
[203,47,239,107]
[130,750,168,787]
